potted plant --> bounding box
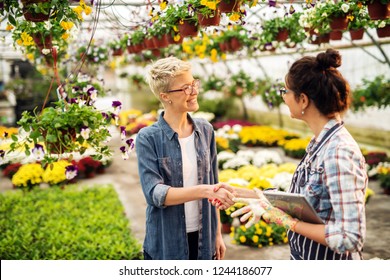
[314,0,353,31]
[128,29,145,53]
[168,2,199,38]
[260,15,292,43]
[77,44,109,64]
[109,35,128,56]
[348,1,372,40]
[362,0,390,20]
[188,0,221,27]
[6,74,120,166]
[377,162,390,194]
[351,75,390,111]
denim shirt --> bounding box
[135,112,219,260]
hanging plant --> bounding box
[5,74,120,166]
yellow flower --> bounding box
[73,6,84,20]
[83,5,92,15]
[173,25,179,32]
[6,24,14,31]
[16,39,23,46]
[26,53,34,61]
[229,13,241,22]
[62,33,70,40]
[252,235,259,243]
[21,32,34,46]
[173,34,181,42]
[60,21,74,30]
[159,1,167,10]
[239,236,246,243]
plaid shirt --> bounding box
[288,119,368,259]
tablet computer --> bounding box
[263,191,324,224]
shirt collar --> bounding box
[157,111,201,140]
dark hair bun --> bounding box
[316,48,342,70]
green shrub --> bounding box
[0,184,142,260]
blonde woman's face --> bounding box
[166,71,200,113]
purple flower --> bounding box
[120,146,129,160]
[126,138,135,151]
[69,98,77,104]
[0,149,5,158]
[4,132,8,138]
[268,0,276,7]
[111,113,119,125]
[32,144,45,160]
[65,165,78,180]
[120,126,126,140]
[101,112,110,120]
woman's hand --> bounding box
[214,232,226,260]
[231,188,298,231]
[207,183,235,210]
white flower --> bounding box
[341,3,350,13]
[80,127,91,140]
[222,157,250,170]
[232,124,242,133]
[269,172,293,191]
[41,48,51,55]
[217,150,235,161]
[236,150,255,162]
[227,178,250,188]
[253,150,283,167]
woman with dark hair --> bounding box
[217,49,368,260]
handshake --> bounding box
[210,184,298,231]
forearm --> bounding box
[294,222,327,246]
[164,185,211,206]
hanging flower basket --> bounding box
[367,0,390,20]
[218,0,241,13]
[376,24,390,38]
[197,9,221,27]
[178,19,199,37]
[329,16,349,31]
[330,30,343,40]
[111,48,123,56]
[349,28,365,40]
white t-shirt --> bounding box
[178,131,201,233]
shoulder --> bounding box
[137,122,160,139]
[192,117,214,132]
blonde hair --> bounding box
[147,57,191,99]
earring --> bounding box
[168,100,172,104]
[301,110,305,115]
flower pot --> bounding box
[151,48,161,57]
[22,0,51,22]
[228,37,242,52]
[221,223,232,234]
[219,42,229,52]
[167,33,183,45]
[197,10,221,27]
[129,43,144,53]
[329,16,349,31]
[367,0,389,20]
[275,29,289,42]
[219,0,241,13]
[144,38,157,49]
[349,28,364,40]
[178,20,199,38]
[32,33,52,50]
[376,24,390,38]
[112,48,123,56]
[152,34,169,48]
[330,30,343,41]
[310,33,330,45]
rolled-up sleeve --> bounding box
[135,132,170,208]
[324,144,367,253]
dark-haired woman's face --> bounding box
[283,87,302,120]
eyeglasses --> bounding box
[279,87,287,97]
[167,79,201,95]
